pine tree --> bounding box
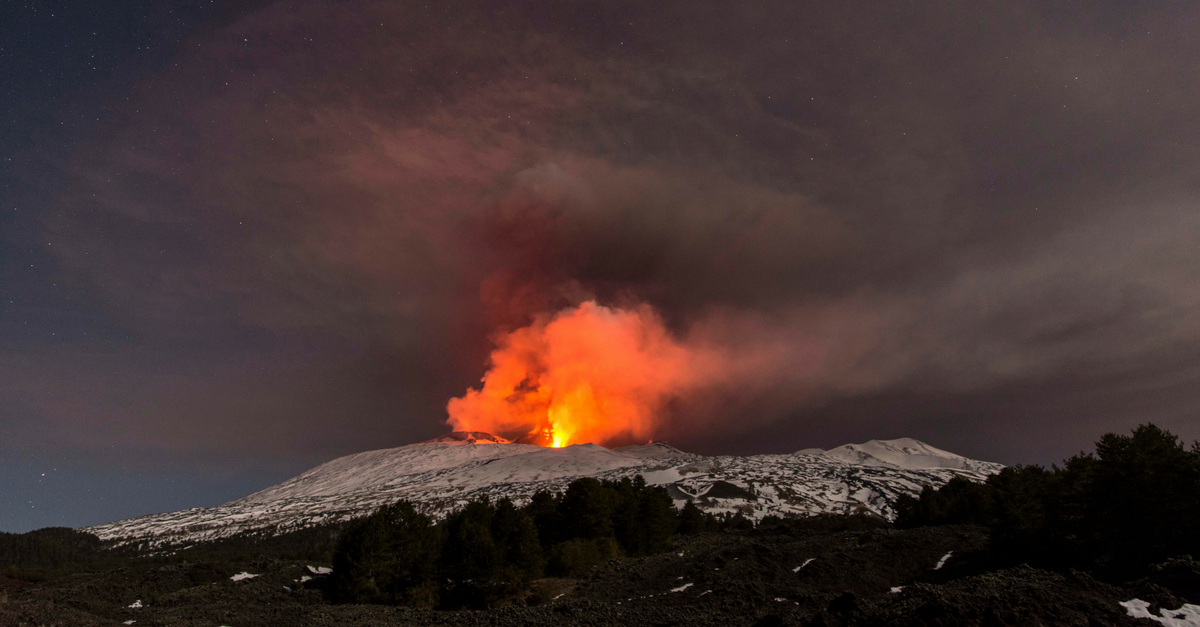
[491,498,544,580]
[328,501,441,606]
[677,501,707,535]
[558,478,617,540]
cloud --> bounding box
[19,0,1200,465]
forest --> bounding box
[896,423,1200,580]
[326,475,728,608]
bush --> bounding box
[547,537,620,577]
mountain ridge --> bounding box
[84,433,1004,549]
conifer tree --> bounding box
[328,501,441,606]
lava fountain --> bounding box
[447,301,707,447]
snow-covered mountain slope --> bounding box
[819,438,1003,473]
[236,440,542,505]
[85,434,1004,549]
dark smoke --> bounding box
[9,0,1200,469]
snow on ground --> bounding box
[85,433,1003,549]
[934,552,953,570]
[1120,599,1200,627]
[230,572,260,581]
[823,438,1004,473]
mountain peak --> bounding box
[614,441,688,459]
[821,438,1004,472]
[422,431,512,444]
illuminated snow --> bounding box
[86,437,1002,548]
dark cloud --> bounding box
[7,0,1200,511]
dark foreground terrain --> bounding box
[3,522,1195,627]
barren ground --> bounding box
[2,524,1191,627]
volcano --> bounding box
[85,433,1003,549]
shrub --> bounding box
[547,537,620,577]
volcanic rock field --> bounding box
[3,518,1192,627]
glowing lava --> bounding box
[447,301,705,447]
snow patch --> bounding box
[934,552,952,570]
[306,565,332,575]
[1120,599,1200,626]
[890,586,904,594]
[639,468,683,485]
[230,572,260,581]
[127,600,142,609]
[671,583,694,593]
[794,558,815,572]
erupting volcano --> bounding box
[447,301,710,447]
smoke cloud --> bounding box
[6,0,1199,471]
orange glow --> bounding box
[447,301,703,447]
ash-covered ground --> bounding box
[3,520,1193,627]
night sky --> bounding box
[4,1,1200,533]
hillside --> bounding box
[85,434,1003,548]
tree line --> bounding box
[0,527,114,578]
[896,423,1200,578]
[327,475,726,608]
[0,523,345,581]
